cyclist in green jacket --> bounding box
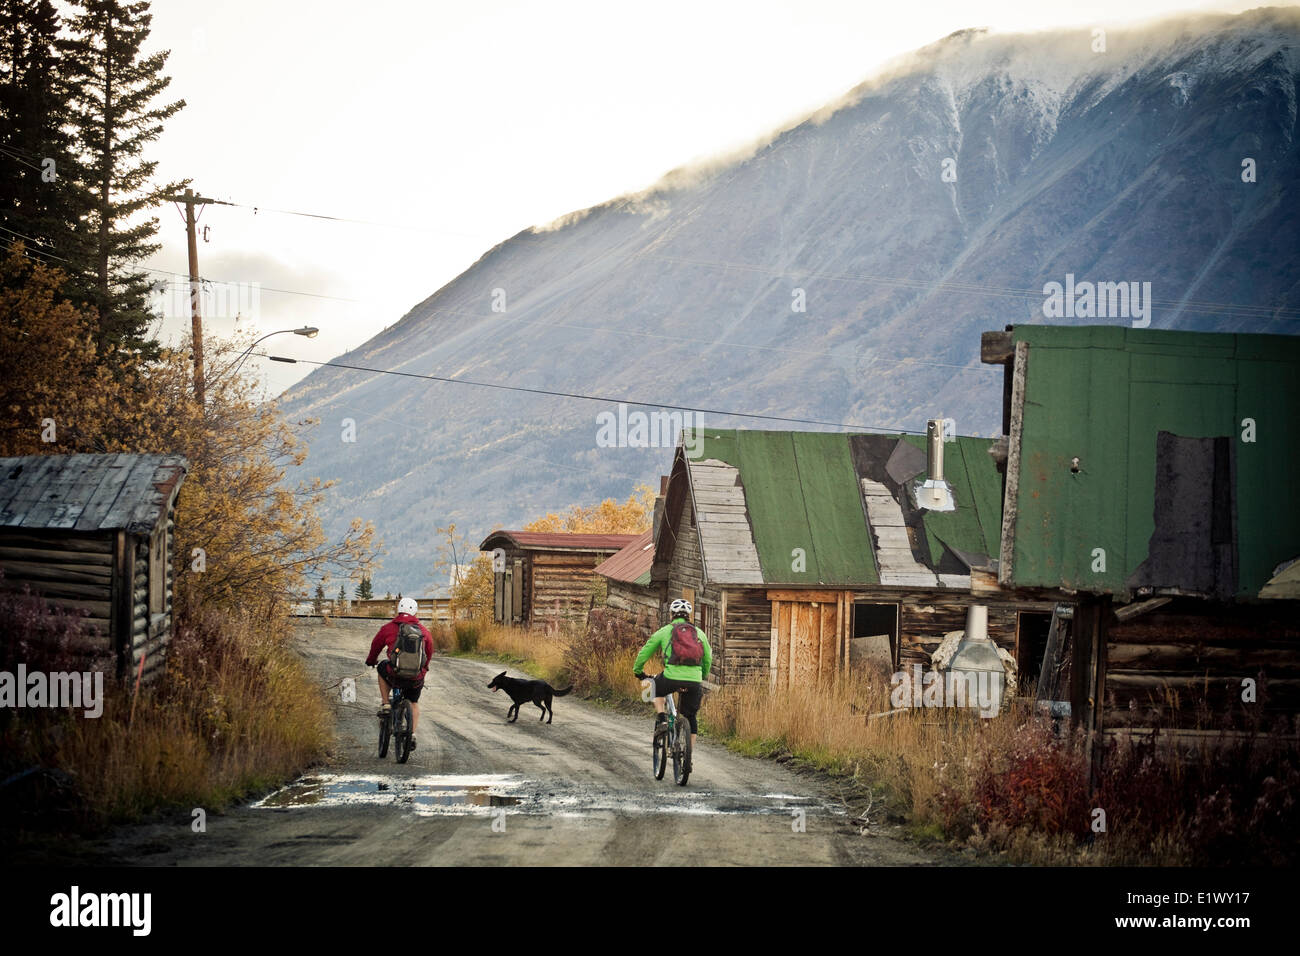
[634,598,712,770]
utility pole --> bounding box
[163,188,225,405]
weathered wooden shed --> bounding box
[593,529,659,627]
[980,325,1300,736]
[479,531,638,626]
[0,454,188,681]
[650,427,1054,687]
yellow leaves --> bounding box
[522,482,656,534]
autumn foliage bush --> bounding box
[969,721,1091,839]
[564,607,652,700]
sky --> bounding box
[137,0,1273,396]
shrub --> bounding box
[565,608,648,699]
[454,621,480,653]
[0,577,114,677]
[969,721,1091,839]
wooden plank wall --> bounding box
[529,552,606,625]
[125,511,174,684]
[491,548,525,624]
[0,529,115,650]
[897,594,1044,669]
[721,588,770,685]
[605,580,660,621]
[1104,602,1300,729]
[723,586,1054,686]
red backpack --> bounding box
[669,622,704,667]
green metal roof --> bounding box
[1005,325,1300,599]
[899,435,1004,571]
[687,429,1005,586]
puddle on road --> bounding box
[253,772,835,820]
[254,774,523,813]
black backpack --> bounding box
[391,622,427,678]
[669,622,704,667]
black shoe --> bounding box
[409,737,417,751]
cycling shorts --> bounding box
[377,659,424,701]
[653,674,702,733]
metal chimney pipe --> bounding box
[927,419,945,483]
[965,604,989,642]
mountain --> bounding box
[280,7,1300,593]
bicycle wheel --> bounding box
[676,719,692,787]
[670,715,684,785]
[653,713,668,780]
[377,708,391,758]
[395,700,413,763]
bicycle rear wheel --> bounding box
[395,699,414,763]
[675,720,692,786]
[378,709,391,758]
[653,715,668,779]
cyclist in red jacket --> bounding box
[365,597,435,747]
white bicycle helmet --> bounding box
[669,598,693,618]
[397,597,418,616]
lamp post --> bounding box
[212,326,319,389]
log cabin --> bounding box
[980,325,1300,737]
[0,454,188,682]
[649,426,1055,687]
[480,530,638,626]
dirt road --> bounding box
[94,619,948,866]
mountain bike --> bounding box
[378,684,415,764]
[645,680,692,786]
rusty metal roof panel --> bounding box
[593,529,655,585]
[479,530,640,552]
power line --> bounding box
[262,355,922,434]
[0,221,365,303]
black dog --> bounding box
[487,671,573,724]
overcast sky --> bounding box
[138,0,1268,395]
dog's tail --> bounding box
[552,685,574,697]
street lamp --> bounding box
[214,326,319,387]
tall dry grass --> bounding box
[708,669,1300,865]
[1,601,331,832]
[474,621,571,683]
[707,670,1022,823]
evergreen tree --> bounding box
[0,0,91,273]
[356,575,373,600]
[62,0,185,355]
[336,585,346,610]
[312,583,324,614]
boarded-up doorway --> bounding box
[768,590,852,688]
